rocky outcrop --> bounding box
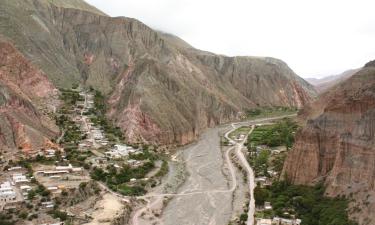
[0,0,316,145]
[283,62,375,224]
[0,40,58,154]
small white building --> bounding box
[12,174,29,184]
[41,201,54,208]
[272,217,302,225]
[257,219,272,225]
[45,149,56,158]
[0,182,17,202]
[20,185,32,192]
[7,166,22,171]
[105,144,135,158]
[56,164,73,171]
[264,201,272,210]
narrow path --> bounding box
[227,125,256,225]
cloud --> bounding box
[86,0,375,78]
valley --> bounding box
[0,0,372,225]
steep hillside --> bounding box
[306,68,360,93]
[283,61,375,225]
[0,0,316,145]
[0,40,59,155]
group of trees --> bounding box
[90,90,124,141]
[60,89,83,106]
[247,118,298,149]
[91,160,155,196]
[254,181,356,225]
[56,114,84,145]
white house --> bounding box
[12,174,29,184]
[0,182,17,202]
[257,219,272,225]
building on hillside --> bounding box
[44,149,56,158]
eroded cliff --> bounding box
[283,62,375,224]
[0,40,59,155]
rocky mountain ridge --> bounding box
[283,61,375,225]
[0,0,316,147]
[306,68,360,94]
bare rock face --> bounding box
[0,0,316,145]
[283,63,375,224]
[0,40,58,154]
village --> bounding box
[226,121,302,225]
[0,86,159,225]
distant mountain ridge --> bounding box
[306,68,360,93]
[0,0,316,147]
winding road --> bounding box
[224,124,256,225]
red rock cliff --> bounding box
[0,40,58,155]
[283,62,375,224]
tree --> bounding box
[254,186,269,206]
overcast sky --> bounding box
[86,0,375,78]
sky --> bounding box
[86,0,375,78]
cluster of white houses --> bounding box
[0,167,32,210]
[0,182,16,203]
[105,144,141,159]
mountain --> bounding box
[0,0,316,146]
[306,68,360,93]
[283,61,375,225]
[0,39,59,156]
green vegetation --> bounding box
[59,89,84,107]
[90,161,155,196]
[0,213,15,225]
[90,90,124,142]
[247,118,298,149]
[155,160,169,177]
[117,184,146,196]
[246,118,298,176]
[256,181,357,225]
[56,114,84,145]
[239,213,248,223]
[249,149,271,177]
[246,107,297,119]
[48,210,68,221]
